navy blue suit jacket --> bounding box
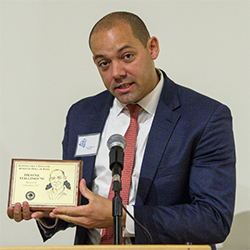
[38,71,236,248]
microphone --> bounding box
[107,134,126,191]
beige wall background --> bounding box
[0,0,249,249]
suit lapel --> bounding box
[136,74,181,205]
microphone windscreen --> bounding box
[107,134,126,150]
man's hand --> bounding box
[50,179,124,229]
[7,201,51,222]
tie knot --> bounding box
[126,104,140,119]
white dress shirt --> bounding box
[88,70,164,244]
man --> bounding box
[7,11,236,249]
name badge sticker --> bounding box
[75,133,100,157]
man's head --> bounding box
[89,11,160,104]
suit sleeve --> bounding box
[134,104,236,246]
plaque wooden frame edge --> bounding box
[8,159,83,211]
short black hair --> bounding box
[89,11,150,49]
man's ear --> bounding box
[147,36,160,60]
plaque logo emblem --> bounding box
[79,138,87,148]
[25,191,35,200]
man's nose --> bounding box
[111,61,126,80]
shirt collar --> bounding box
[113,69,164,116]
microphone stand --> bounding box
[109,145,124,245]
[112,176,122,245]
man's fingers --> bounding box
[50,213,70,223]
[50,213,92,228]
[7,206,14,219]
[7,202,51,222]
[22,201,32,220]
[79,178,91,200]
[13,203,23,222]
[52,205,84,217]
[31,210,52,219]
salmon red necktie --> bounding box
[101,104,140,244]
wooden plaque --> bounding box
[8,159,82,210]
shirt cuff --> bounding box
[123,205,135,237]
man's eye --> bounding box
[124,54,133,60]
[99,61,109,68]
